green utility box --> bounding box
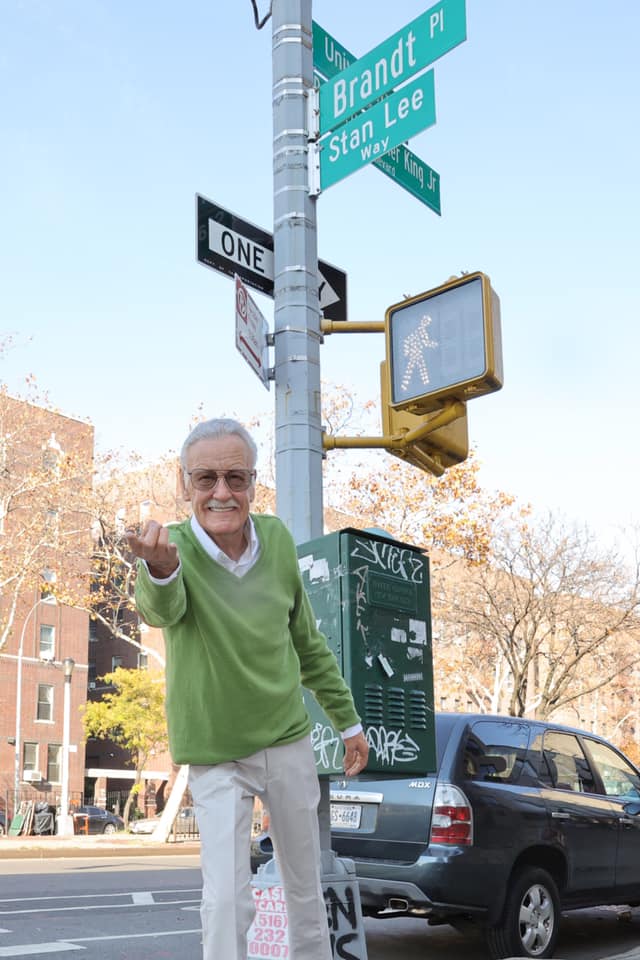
[297,528,436,776]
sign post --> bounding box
[257,4,369,960]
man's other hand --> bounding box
[342,731,369,777]
[125,520,179,579]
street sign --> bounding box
[313,22,440,214]
[375,144,440,214]
[235,275,270,390]
[196,195,348,322]
[319,0,466,134]
[318,71,436,191]
[313,21,355,81]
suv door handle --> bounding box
[551,811,571,819]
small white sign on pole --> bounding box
[235,274,270,390]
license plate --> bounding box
[330,803,362,829]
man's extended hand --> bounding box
[342,731,369,777]
[125,520,180,579]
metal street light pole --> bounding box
[268,3,369,956]
[56,656,75,837]
[13,598,44,818]
[272,0,323,541]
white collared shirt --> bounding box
[189,513,260,576]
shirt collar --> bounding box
[190,513,260,575]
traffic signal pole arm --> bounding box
[319,317,467,475]
[322,399,466,472]
[321,319,385,334]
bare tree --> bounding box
[443,511,640,720]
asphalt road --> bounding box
[1,856,639,960]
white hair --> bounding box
[180,419,258,471]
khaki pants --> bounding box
[188,735,331,960]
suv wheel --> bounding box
[485,866,560,959]
[103,823,116,834]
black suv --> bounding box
[252,712,640,958]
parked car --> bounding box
[72,805,125,835]
[129,806,199,836]
[252,712,640,959]
[0,811,6,835]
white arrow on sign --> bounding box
[318,274,340,310]
[235,275,270,391]
[197,196,348,322]
[211,221,339,313]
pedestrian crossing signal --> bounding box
[385,272,503,415]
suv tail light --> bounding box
[430,782,473,846]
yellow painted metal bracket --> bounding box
[320,319,385,334]
[322,401,465,452]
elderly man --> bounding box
[126,418,369,960]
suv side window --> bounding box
[584,738,640,799]
[541,731,597,793]
[463,720,531,784]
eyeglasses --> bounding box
[186,468,256,493]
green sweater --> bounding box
[134,514,360,765]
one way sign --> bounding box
[196,194,348,323]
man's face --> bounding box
[182,435,255,553]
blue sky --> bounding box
[1,1,638,540]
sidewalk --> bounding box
[0,832,200,859]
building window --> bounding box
[36,684,54,721]
[44,508,60,544]
[111,656,124,672]
[47,744,62,784]
[138,652,149,670]
[42,433,63,472]
[39,625,55,661]
[88,660,97,686]
[23,741,39,773]
[41,568,57,603]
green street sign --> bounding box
[319,0,466,135]
[313,21,441,214]
[312,21,355,81]
[319,71,436,191]
[375,145,440,214]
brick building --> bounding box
[0,395,94,822]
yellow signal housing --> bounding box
[385,271,503,415]
[380,362,469,475]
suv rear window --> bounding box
[463,719,532,784]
